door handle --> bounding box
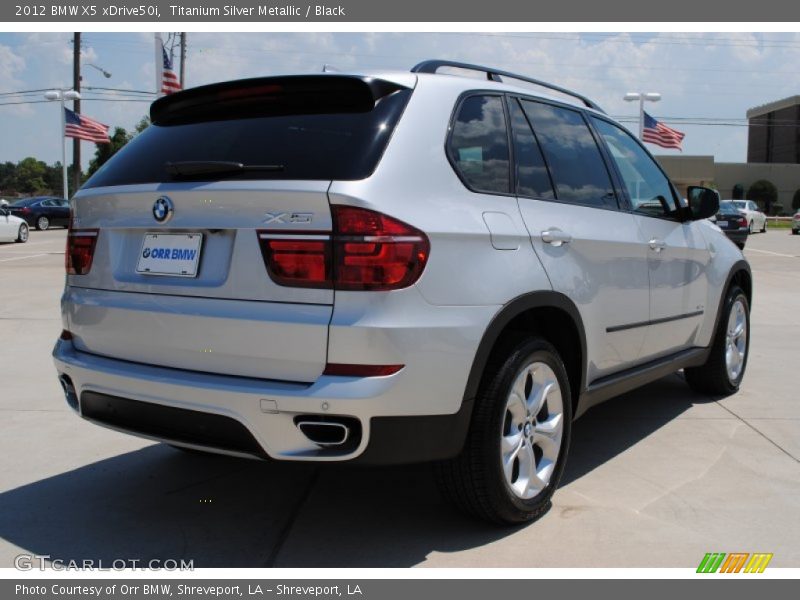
[649,238,666,252]
[541,229,572,247]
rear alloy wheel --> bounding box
[36,215,50,231]
[685,285,750,396]
[436,337,572,524]
[16,223,28,243]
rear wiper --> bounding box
[165,161,285,176]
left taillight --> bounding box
[739,217,748,229]
[66,229,99,275]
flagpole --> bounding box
[60,95,68,200]
[638,96,645,141]
[155,33,164,97]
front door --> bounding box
[590,116,710,359]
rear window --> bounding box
[84,76,412,188]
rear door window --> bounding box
[448,95,511,195]
[520,100,618,210]
[508,98,555,199]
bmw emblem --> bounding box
[152,196,174,223]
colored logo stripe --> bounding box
[697,552,773,573]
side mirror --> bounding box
[687,186,719,221]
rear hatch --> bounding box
[66,75,413,382]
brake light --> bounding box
[738,217,748,228]
[66,229,99,275]
[256,233,331,288]
[794,214,800,220]
[257,206,429,291]
[20,207,31,214]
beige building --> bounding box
[657,155,800,212]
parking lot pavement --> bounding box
[0,228,798,568]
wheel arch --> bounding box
[463,291,587,419]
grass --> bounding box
[767,220,793,229]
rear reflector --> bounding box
[257,206,429,291]
[323,364,404,377]
[66,229,99,275]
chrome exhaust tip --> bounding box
[296,420,350,447]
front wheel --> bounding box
[16,223,28,243]
[36,215,49,231]
[685,285,749,396]
[436,337,572,524]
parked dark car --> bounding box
[7,196,70,230]
[714,200,749,249]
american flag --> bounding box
[64,107,110,144]
[642,111,685,150]
[161,45,182,95]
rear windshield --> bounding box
[84,77,411,188]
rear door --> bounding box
[66,75,413,383]
[510,97,650,381]
[590,116,710,358]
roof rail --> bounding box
[411,59,605,113]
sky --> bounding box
[2,31,800,169]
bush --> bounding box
[747,179,779,214]
[732,183,745,200]
[771,203,785,216]
[793,189,800,212]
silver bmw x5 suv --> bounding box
[53,60,751,524]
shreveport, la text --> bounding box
[169,4,346,17]
[14,554,194,571]
[16,584,364,597]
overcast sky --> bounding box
[2,31,800,168]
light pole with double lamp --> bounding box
[624,91,661,140]
[43,89,81,200]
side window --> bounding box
[448,95,511,194]
[591,117,679,219]
[40,200,54,207]
[508,98,555,199]
[520,100,617,210]
[749,201,758,212]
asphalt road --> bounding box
[0,227,798,568]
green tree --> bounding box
[793,189,800,212]
[86,126,131,178]
[12,157,49,194]
[732,183,745,200]
[747,179,779,214]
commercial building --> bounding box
[747,96,800,164]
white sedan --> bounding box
[727,200,767,233]
[0,206,29,243]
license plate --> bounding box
[717,220,729,228]
[136,233,203,277]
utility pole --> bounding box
[72,32,81,198]
[179,32,187,88]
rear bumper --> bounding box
[53,338,476,464]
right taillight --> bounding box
[66,229,99,275]
[257,206,429,291]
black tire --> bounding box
[761,221,767,233]
[36,215,50,231]
[15,223,28,243]
[793,229,799,235]
[436,337,573,525]
[684,285,750,396]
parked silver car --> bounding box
[53,61,751,524]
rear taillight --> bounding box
[66,229,99,275]
[20,207,31,215]
[257,206,429,291]
[794,214,800,220]
[739,217,748,228]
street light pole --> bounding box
[44,89,81,200]
[624,91,661,140]
[73,32,81,198]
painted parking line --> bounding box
[746,248,797,258]
[0,253,50,263]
